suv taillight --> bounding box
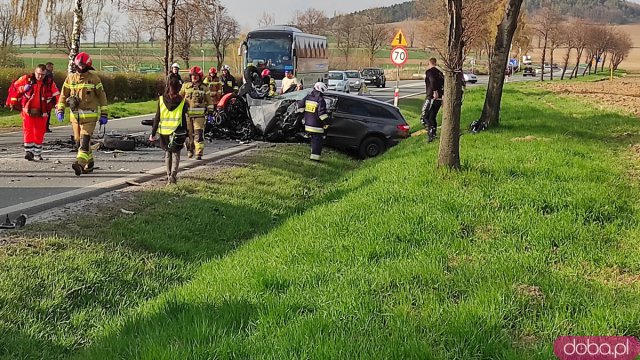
[397,124,410,132]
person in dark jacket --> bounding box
[220,65,237,94]
[421,57,445,142]
[297,82,329,161]
[150,73,188,185]
[45,62,55,132]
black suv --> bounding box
[362,68,386,88]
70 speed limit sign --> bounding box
[390,46,408,66]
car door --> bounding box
[325,96,370,149]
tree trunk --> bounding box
[479,0,524,128]
[572,48,583,79]
[168,4,177,69]
[583,56,591,76]
[68,0,83,73]
[549,48,554,80]
[107,31,111,47]
[540,37,547,81]
[561,47,571,80]
[438,0,464,170]
[164,26,170,75]
[600,52,607,72]
[93,32,96,47]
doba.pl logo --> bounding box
[554,337,640,360]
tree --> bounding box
[560,22,576,81]
[67,0,86,72]
[258,12,275,27]
[547,19,563,80]
[207,5,240,69]
[532,7,561,81]
[0,4,16,48]
[293,8,328,35]
[478,0,524,128]
[570,21,589,79]
[609,29,632,71]
[129,14,145,48]
[175,5,196,68]
[359,11,391,66]
[438,0,465,170]
[123,0,185,75]
[85,0,103,47]
[102,12,116,48]
[331,14,361,67]
[109,30,144,72]
[30,17,39,47]
[52,10,74,50]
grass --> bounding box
[0,100,156,130]
[2,80,640,359]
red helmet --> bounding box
[74,52,93,69]
[189,66,203,79]
[261,69,271,77]
[209,67,217,75]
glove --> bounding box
[23,84,31,92]
[207,114,214,124]
[99,115,108,125]
[56,111,64,123]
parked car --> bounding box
[362,67,386,88]
[344,70,365,92]
[522,66,535,77]
[463,72,477,84]
[328,71,350,93]
[279,89,410,158]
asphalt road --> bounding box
[0,114,242,216]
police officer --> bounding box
[421,57,444,143]
[297,82,329,161]
[179,66,213,160]
[220,65,236,95]
[57,52,108,175]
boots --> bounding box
[24,151,34,161]
[427,127,436,143]
[72,162,83,176]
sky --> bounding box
[221,0,407,31]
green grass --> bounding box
[3,80,640,359]
[0,100,156,129]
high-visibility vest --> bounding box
[158,97,185,135]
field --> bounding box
[2,75,640,359]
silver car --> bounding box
[345,70,364,91]
[328,71,350,93]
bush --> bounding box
[0,67,165,104]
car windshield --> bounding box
[247,37,292,70]
[362,69,378,75]
[328,72,344,80]
[345,71,360,78]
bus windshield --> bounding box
[247,37,292,70]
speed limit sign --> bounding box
[390,46,408,66]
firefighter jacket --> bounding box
[296,89,329,134]
[9,74,60,116]
[220,74,236,94]
[179,81,213,117]
[203,76,223,105]
[57,71,108,122]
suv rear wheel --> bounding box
[359,136,386,159]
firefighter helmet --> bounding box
[189,66,203,79]
[222,64,231,71]
[209,67,217,75]
[171,63,180,69]
[314,82,328,94]
[74,52,94,69]
[261,69,271,77]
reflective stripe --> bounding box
[188,107,205,116]
[305,125,324,133]
[71,111,98,120]
[296,107,305,113]
[96,83,104,89]
[158,97,186,135]
[64,83,96,90]
[10,97,17,102]
[52,91,60,97]
[319,114,329,121]
[77,151,92,161]
[305,101,318,113]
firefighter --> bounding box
[57,52,108,176]
[297,82,329,161]
[203,67,223,105]
[8,64,60,161]
[261,69,277,97]
[171,63,183,85]
[220,65,236,95]
[179,66,213,160]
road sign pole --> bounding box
[394,67,400,107]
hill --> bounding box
[343,0,640,25]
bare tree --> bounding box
[359,11,391,66]
[30,17,39,47]
[175,5,196,68]
[571,22,589,79]
[47,10,55,46]
[84,0,103,47]
[122,0,184,74]
[547,20,563,80]
[258,12,275,27]
[609,29,632,71]
[207,5,240,69]
[109,30,144,72]
[102,12,116,48]
[293,8,328,35]
[478,0,524,128]
[560,22,576,80]
[332,14,361,67]
[129,14,145,48]
[532,7,561,81]
[0,4,16,48]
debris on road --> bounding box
[120,209,135,215]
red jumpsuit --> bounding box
[10,75,60,157]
